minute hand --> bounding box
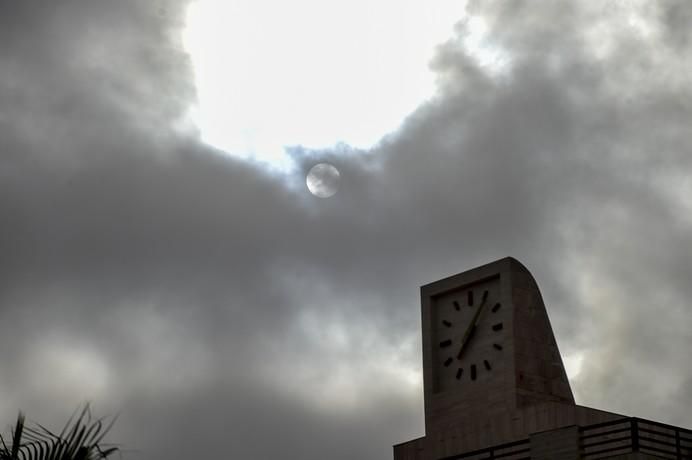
[456,294,488,359]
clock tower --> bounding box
[422,257,573,434]
[394,257,633,460]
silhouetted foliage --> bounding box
[0,404,119,460]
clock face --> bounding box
[432,278,504,392]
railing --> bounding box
[439,437,530,460]
[580,417,692,459]
[433,415,692,460]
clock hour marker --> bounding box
[470,364,477,380]
[456,368,463,380]
[492,323,503,331]
[444,357,453,367]
[481,290,488,304]
[467,291,473,306]
[453,301,460,311]
[439,339,452,348]
[484,360,491,370]
[442,320,452,328]
[492,302,501,313]
[493,343,503,350]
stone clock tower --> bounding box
[393,258,688,460]
[422,257,573,435]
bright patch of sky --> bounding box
[182,0,474,172]
[28,339,110,401]
[563,352,584,380]
[267,307,422,413]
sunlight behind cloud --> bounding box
[277,307,422,413]
[183,0,469,171]
[28,340,110,400]
[563,352,584,380]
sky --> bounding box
[1,0,692,459]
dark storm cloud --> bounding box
[2,0,692,459]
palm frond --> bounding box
[0,405,120,460]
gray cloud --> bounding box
[2,0,692,458]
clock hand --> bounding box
[457,324,477,360]
[456,290,489,360]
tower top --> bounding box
[421,257,574,434]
